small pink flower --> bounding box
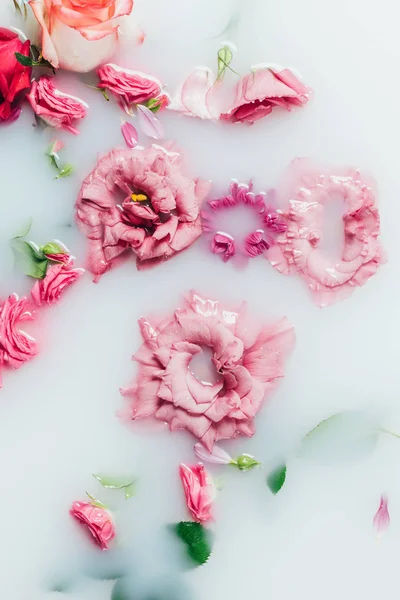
[98,64,168,112]
[179,463,213,523]
[244,230,270,257]
[194,443,232,465]
[70,501,115,550]
[221,66,311,124]
[0,294,37,387]
[373,495,390,537]
[27,76,88,134]
[30,261,84,306]
[121,121,138,149]
[211,233,236,262]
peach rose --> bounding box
[29,0,136,72]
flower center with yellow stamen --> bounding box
[131,193,148,202]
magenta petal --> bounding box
[244,230,270,257]
[121,121,138,148]
[211,233,235,262]
[373,495,390,537]
[136,104,164,139]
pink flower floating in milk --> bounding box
[76,144,210,278]
[179,463,214,523]
[70,500,116,550]
[121,291,295,450]
[29,0,141,72]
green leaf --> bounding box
[55,164,74,179]
[267,464,286,494]
[11,240,48,279]
[41,242,67,256]
[124,482,136,499]
[299,410,379,463]
[13,218,32,240]
[93,473,135,489]
[173,522,212,566]
[46,152,59,171]
[15,52,33,67]
[112,579,134,600]
[145,98,162,113]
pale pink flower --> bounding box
[373,495,390,537]
[29,0,137,72]
[121,121,138,148]
[98,64,168,112]
[221,66,311,124]
[194,443,233,465]
[76,145,210,277]
[121,292,295,450]
[179,463,213,523]
[31,261,84,306]
[211,233,236,262]
[27,76,88,134]
[168,67,230,120]
[70,501,115,550]
[267,159,384,306]
[0,294,37,388]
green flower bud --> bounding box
[235,454,260,471]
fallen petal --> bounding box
[121,121,138,148]
[136,104,164,139]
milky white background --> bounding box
[0,0,400,598]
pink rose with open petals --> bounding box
[70,501,115,550]
[27,76,88,134]
[121,292,295,450]
[76,145,210,278]
[31,261,84,306]
[98,64,168,112]
[179,463,213,523]
[29,0,136,72]
[221,66,311,124]
[0,294,37,388]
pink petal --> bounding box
[121,121,138,148]
[136,104,164,139]
[373,495,390,537]
[174,68,215,120]
[194,442,232,465]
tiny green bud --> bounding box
[235,454,260,471]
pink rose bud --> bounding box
[27,76,88,134]
[121,121,138,149]
[194,443,233,465]
[31,261,84,306]
[179,463,213,523]
[70,501,115,550]
[373,495,390,537]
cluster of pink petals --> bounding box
[31,260,84,306]
[121,292,294,450]
[179,463,213,523]
[27,76,88,134]
[203,180,287,263]
[76,145,210,277]
[169,65,311,124]
[267,160,384,306]
[70,501,115,550]
[0,294,37,388]
[98,64,169,112]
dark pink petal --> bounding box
[211,233,236,262]
[120,121,138,148]
[373,495,390,537]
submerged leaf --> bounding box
[124,482,136,499]
[112,579,134,600]
[93,473,136,499]
[11,240,48,279]
[173,521,212,566]
[13,217,32,240]
[266,464,286,494]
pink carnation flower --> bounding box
[0,294,37,388]
[221,66,311,124]
[76,145,210,278]
[31,261,84,307]
[179,463,213,523]
[98,64,169,112]
[267,159,384,306]
[70,501,115,550]
[27,76,88,134]
[121,292,295,450]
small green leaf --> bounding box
[173,522,212,566]
[11,240,48,279]
[46,152,59,171]
[267,464,287,494]
[55,164,74,179]
[15,52,33,67]
[41,242,67,256]
[93,473,135,490]
[13,218,32,240]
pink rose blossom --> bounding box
[98,64,168,112]
[70,501,115,550]
[76,145,210,277]
[194,443,232,465]
[121,292,295,450]
[373,495,390,537]
[27,76,88,134]
[221,66,311,124]
[0,294,37,388]
[179,463,213,523]
[31,261,84,306]
[267,159,384,306]
[29,0,137,72]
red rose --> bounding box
[0,28,32,123]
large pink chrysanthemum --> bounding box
[267,160,384,306]
[76,145,210,278]
[121,292,295,450]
